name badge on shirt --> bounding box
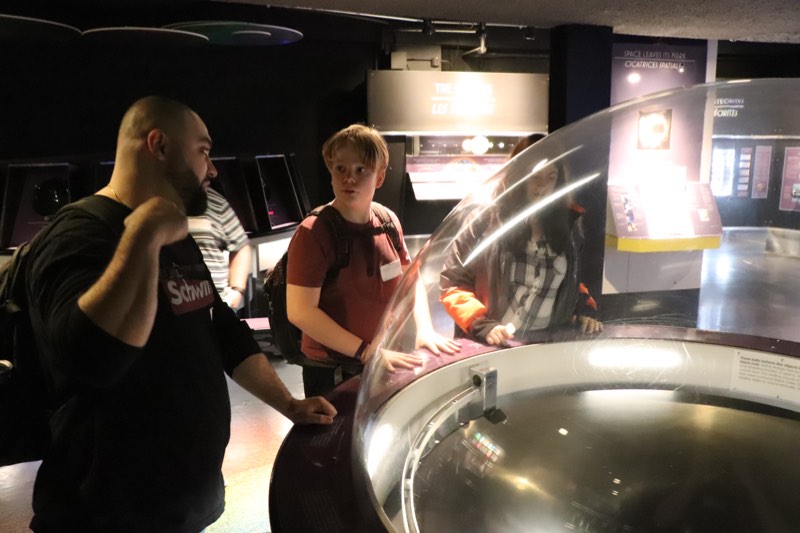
[380,259,402,282]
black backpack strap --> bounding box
[312,205,351,272]
[370,203,403,254]
[1,243,31,309]
[2,195,115,315]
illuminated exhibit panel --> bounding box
[367,70,549,202]
[405,135,523,201]
[605,40,719,254]
[353,79,800,532]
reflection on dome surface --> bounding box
[352,79,800,532]
[413,389,800,532]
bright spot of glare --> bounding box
[627,72,641,84]
[588,345,682,369]
[366,424,395,478]
[631,299,659,312]
[715,254,731,284]
[471,135,491,155]
[558,428,568,436]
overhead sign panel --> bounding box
[367,70,548,134]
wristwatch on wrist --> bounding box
[354,340,370,362]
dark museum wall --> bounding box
[0,38,378,212]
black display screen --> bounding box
[93,161,114,192]
[1,163,72,249]
[255,154,304,230]
[210,157,258,234]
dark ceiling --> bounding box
[2,0,799,69]
[248,0,800,44]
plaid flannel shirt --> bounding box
[499,238,567,334]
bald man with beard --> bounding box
[24,96,336,533]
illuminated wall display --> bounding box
[709,143,771,201]
[606,41,718,254]
[603,40,717,295]
[708,82,800,225]
[405,154,507,201]
[366,70,548,135]
[710,146,736,197]
[368,70,548,202]
[610,42,705,105]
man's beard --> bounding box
[167,165,208,216]
[184,185,208,216]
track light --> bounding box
[464,22,488,56]
[421,18,435,36]
[523,26,536,40]
[477,23,487,54]
[477,22,487,41]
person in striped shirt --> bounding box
[189,187,252,311]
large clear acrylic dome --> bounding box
[353,78,800,532]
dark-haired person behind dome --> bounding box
[439,135,601,346]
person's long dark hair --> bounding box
[498,159,572,255]
[540,187,572,254]
[505,133,572,254]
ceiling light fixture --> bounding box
[523,26,537,40]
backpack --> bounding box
[0,198,109,466]
[0,242,51,466]
[262,203,403,367]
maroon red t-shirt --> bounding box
[286,205,410,363]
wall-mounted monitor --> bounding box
[1,163,74,249]
[285,153,311,215]
[93,160,115,192]
[254,154,306,231]
[210,157,258,234]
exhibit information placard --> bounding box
[779,147,800,212]
[751,145,772,199]
[732,350,800,404]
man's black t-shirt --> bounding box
[25,196,259,533]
